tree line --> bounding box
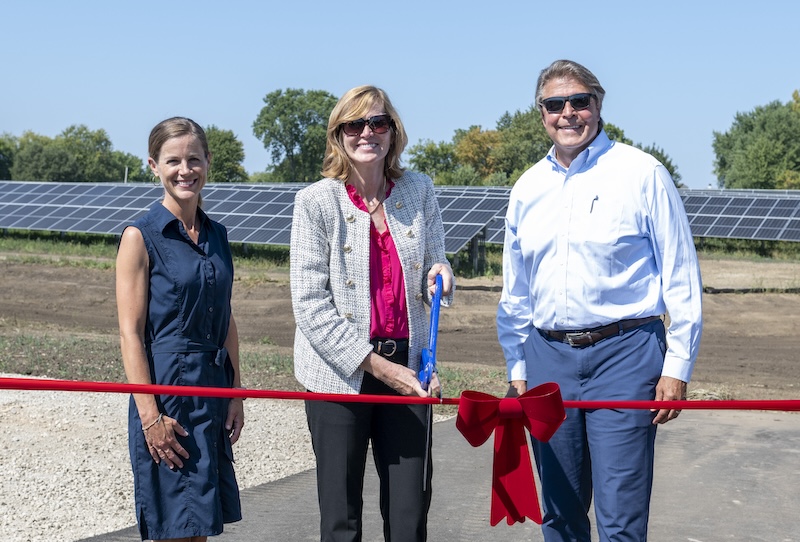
[2,88,798,188]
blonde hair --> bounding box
[321,85,407,181]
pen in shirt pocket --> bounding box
[590,195,599,213]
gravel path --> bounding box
[0,375,316,542]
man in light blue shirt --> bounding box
[496,59,703,541]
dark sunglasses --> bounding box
[340,114,393,136]
[540,93,596,114]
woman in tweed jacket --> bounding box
[290,85,454,542]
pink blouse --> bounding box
[346,180,409,340]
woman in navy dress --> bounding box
[116,117,244,542]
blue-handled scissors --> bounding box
[419,274,443,391]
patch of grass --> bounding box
[0,332,124,382]
[688,386,735,401]
[696,237,800,261]
[0,230,119,259]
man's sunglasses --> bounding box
[340,115,393,137]
[540,93,596,114]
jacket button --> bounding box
[395,202,403,209]
[415,293,423,300]
[414,263,422,270]
[406,230,414,237]
[345,214,355,223]
[343,245,352,253]
[344,312,353,319]
[345,279,354,287]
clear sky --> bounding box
[2,0,798,189]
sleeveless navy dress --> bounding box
[126,203,241,540]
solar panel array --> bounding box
[0,181,507,254]
[4,181,800,252]
[680,189,800,242]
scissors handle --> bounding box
[428,274,443,353]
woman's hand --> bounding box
[226,398,245,445]
[427,262,455,297]
[361,352,428,397]
[427,371,442,399]
[142,414,190,469]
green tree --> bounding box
[493,107,551,179]
[407,139,456,182]
[439,164,482,186]
[9,126,148,183]
[12,131,81,182]
[453,126,501,179]
[713,100,800,189]
[0,133,16,180]
[252,88,338,183]
[206,125,248,183]
[57,125,147,182]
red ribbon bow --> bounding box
[455,382,565,526]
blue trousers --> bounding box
[526,320,666,542]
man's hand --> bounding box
[652,376,687,424]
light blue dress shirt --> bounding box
[496,130,703,383]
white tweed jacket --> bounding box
[290,171,454,394]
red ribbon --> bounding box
[455,382,565,526]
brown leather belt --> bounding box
[542,316,662,347]
[370,338,409,357]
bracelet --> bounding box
[142,412,163,432]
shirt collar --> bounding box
[149,201,207,235]
[546,129,612,174]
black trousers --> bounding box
[305,349,433,542]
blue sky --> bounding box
[2,0,798,189]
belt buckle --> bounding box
[380,339,397,357]
[565,332,590,347]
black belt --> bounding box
[370,338,409,357]
[542,316,662,347]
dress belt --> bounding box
[541,316,662,347]
[370,338,409,357]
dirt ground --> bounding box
[1,255,799,400]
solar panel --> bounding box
[5,181,800,254]
[677,188,800,242]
